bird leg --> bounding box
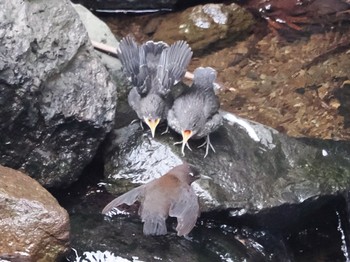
[173,140,192,156]
[198,135,216,158]
[161,126,170,135]
[130,119,145,130]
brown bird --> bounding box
[102,163,201,236]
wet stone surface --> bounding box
[103,111,350,212]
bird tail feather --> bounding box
[143,216,168,236]
[193,67,217,91]
[157,40,193,94]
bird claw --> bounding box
[130,119,144,130]
[161,126,170,135]
[183,234,193,241]
[198,135,216,158]
[130,119,139,125]
[174,140,192,156]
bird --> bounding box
[117,36,193,138]
[102,163,201,236]
[167,67,223,158]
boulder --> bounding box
[0,0,117,188]
[103,111,350,213]
[72,3,122,80]
[0,165,70,261]
[153,3,255,54]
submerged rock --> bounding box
[0,0,117,188]
[0,165,70,261]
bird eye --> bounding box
[189,172,194,177]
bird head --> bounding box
[179,107,206,140]
[140,94,168,137]
[171,163,201,185]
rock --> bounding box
[0,0,117,188]
[334,80,350,128]
[71,0,178,12]
[103,110,350,213]
[0,165,69,261]
[153,3,255,54]
[72,3,122,80]
[72,3,131,111]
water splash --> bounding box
[68,249,144,262]
[336,211,350,262]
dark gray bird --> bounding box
[118,36,193,137]
[102,163,200,236]
[167,67,222,158]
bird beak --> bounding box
[144,118,160,138]
[200,174,212,180]
[182,130,193,144]
[181,130,193,155]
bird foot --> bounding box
[173,140,192,156]
[161,126,170,135]
[130,119,145,130]
[183,234,193,241]
[198,135,216,158]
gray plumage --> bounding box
[102,163,201,236]
[118,36,193,137]
[167,67,223,157]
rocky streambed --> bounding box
[1,0,350,261]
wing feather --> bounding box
[102,185,146,214]
[169,186,199,236]
[156,40,193,95]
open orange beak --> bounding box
[144,118,160,138]
[181,130,193,155]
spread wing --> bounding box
[117,36,149,94]
[102,185,146,214]
[168,185,199,236]
[156,40,193,95]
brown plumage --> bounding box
[102,163,201,236]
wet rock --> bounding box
[0,0,117,188]
[103,110,350,213]
[153,3,255,54]
[0,165,69,261]
[72,3,132,108]
[71,0,178,12]
[72,3,122,81]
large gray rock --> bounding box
[103,111,350,213]
[0,165,70,261]
[72,3,122,79]
[0,0,117,188]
